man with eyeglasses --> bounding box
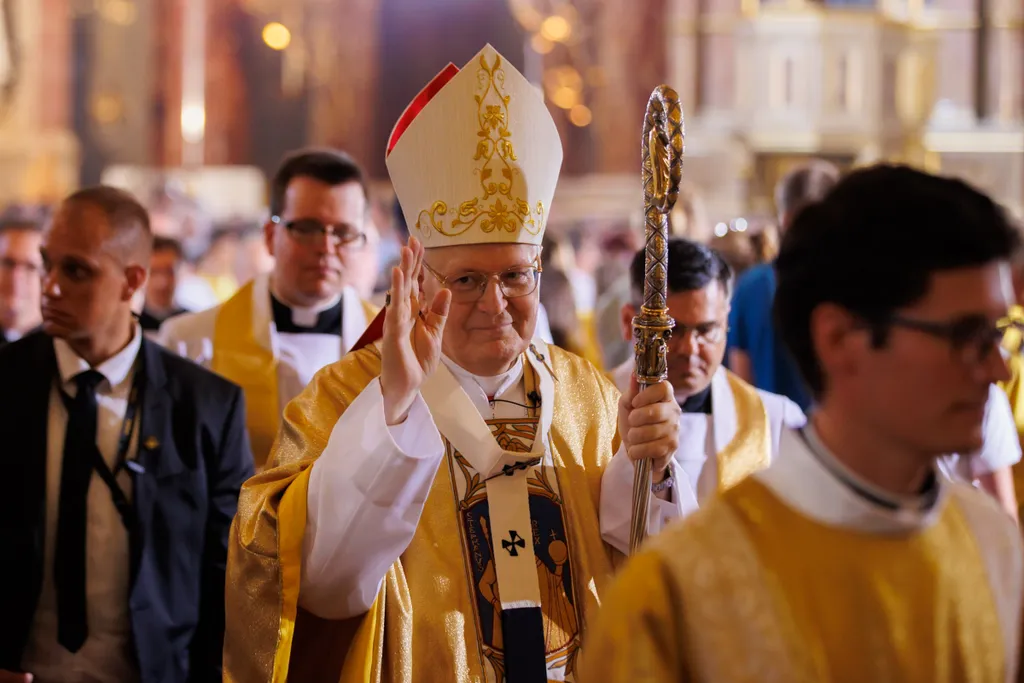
[160,148,378,468]
[0,217,44,348]
[602,238,805,548]
[223,45,681,683]
[581,165,1024,682]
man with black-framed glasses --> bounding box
[582,165,1024,682]
[602,238,805,549]
[160,148,379,468]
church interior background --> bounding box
[0,0,1019,236]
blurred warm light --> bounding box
[550,86,579,110]
[714,222,729,237]
[262,22,292,51]
[734,217,748,232]
[530,34,554,55]
[569,104,592,127]
[99,0,138,26]
[544,66,583,98]
[91,93,124,124]
[586,65,607,87]
[181,105,206,143]
[539,15,572,42]
[509,0,544,32]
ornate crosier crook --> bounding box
[629,86,684,554]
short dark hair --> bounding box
[65,185,151,234]
[775,164,1020,398]
[630,237,733,304]
[775,160,840,226]
[269,148,367,217]
[152,236,183,259]
[64,186,152,262]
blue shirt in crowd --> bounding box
[727,262,813,412]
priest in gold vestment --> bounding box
[160,149,378,468]
[602,238,805,548]
[223,45,683,683]
[581,166,1024,682]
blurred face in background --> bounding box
[622,281,730,397]
[147,245,180,312]
[265,177,367,307]
[0,226,43,334]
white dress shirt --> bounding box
[20,328,143,683]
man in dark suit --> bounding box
[0,186,255,683]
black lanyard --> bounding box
[58,367,145,531]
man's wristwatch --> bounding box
[652,473,675,494]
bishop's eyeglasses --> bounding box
[271,216,368,250]
[421,260,543,303]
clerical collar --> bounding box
[678,384,712,414]
[270,292,343,336]
[139,306,186,332]
[757,426,948,534]
[441,354,524,402]
[799,423,939,512]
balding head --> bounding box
[40,186,151,349]
[63,186,153,265]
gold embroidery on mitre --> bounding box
[418,52,546,239]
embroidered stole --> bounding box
[717,371,772,491]
[420,343,578,682]
[212,281,280,468]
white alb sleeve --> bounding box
[299,378,445,619]
[599,443,699,555]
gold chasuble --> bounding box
[224,344,621,683]
[211,280,378,467]
[581,428,1024,683]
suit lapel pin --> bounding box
[143,435,160,451]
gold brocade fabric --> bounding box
[213,280,280,469]
[717,371,771,491]
[581,478,1010,683]
[210,283,379,470]
[223,344,622,683]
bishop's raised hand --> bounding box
[380,236,452,425]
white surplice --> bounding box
[298,342,645,621]
[599,364,806,555]
[158,273,369,409]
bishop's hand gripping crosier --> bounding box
[629,86,684,554]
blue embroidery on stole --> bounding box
[448,418,582,681]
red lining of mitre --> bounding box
[363,63,459,351]
[386,62,460,156]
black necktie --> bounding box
[55,369,105,653]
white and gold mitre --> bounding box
[386,44,563,248]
